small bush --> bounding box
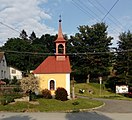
[42,89,52,99]
[55,87,68,101]
[0,98,7,105]
[13,87,22,92]
[72,101,79,105]
[5,96,15,103]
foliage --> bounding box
[1,32,55,72]
[41,89,52,99]
[0,98,7,105]
[105,76,120,92]
[10,77,18,85]
[55,87,68,101]
[2,78,10,84]
[13,86,22,92]
[20,74,39,93]
[114,31,132,84]
[68,23,113,82]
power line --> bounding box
[87,0,125,30]
[0,21,20,34]
[71,0,99,23]
[101,0,120,21]
[78,0,101,20]
[72,0,122,34]
[2,49,132,56]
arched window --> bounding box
[58,44,64,54]
[50,80,55,90]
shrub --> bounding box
[0,98,7,105]
[55,87,68,101]
[42,89,52,99]
[5,96,15,103]
[13,87,22,92]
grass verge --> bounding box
[74,83,132,100]
[0,98,103,112]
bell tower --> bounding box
[55,16,66,61]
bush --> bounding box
[0,98,7,105]
[5,96,15,103]
[42,89,52,99]
[13,87,22,92]
[55,87,68,101]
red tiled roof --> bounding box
[33,56,71,74]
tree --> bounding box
[69,23,113,82]
[114,31,132,84]
[20,29,28,40]
[20,74,39,93]
[2,38,33,71]
[29,31,37,43]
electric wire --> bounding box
[87,0,124,31]
[1,49,132,56]
[71,0,99,23]
[101,0,120,21]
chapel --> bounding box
[33,18,71,98]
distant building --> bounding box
[0,52,22,81]
[33,18,71,98]
[7,66,22,80]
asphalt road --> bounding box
[1,98,132,120]
[95,98,132,113]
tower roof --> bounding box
[55,17,66,42]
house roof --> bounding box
[33,56,71,74]
[0,52,4,62]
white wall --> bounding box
[7,67,22,80]
[0,55,8,79]
[66,73,70,99]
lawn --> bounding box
[0,98,103,112]
[74,83,132,100]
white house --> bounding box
[0,52,8,80]
[0,52,22,80]
[7,66,22,80]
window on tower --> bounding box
[58,44,64,54]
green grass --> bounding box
[74,83,115,97]
[74,83,132,100]
[0,98,103,112]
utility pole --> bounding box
[99,76,102,96]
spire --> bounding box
[55,15,65,42]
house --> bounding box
[7,66,22,80]
[0,52,22,81]
[0,52,8,80]
[33,18,71,98]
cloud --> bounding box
[0,0,55,46]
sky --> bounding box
[0,0,132,47]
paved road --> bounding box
[0,112,132,120]
[95,98,132,113]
